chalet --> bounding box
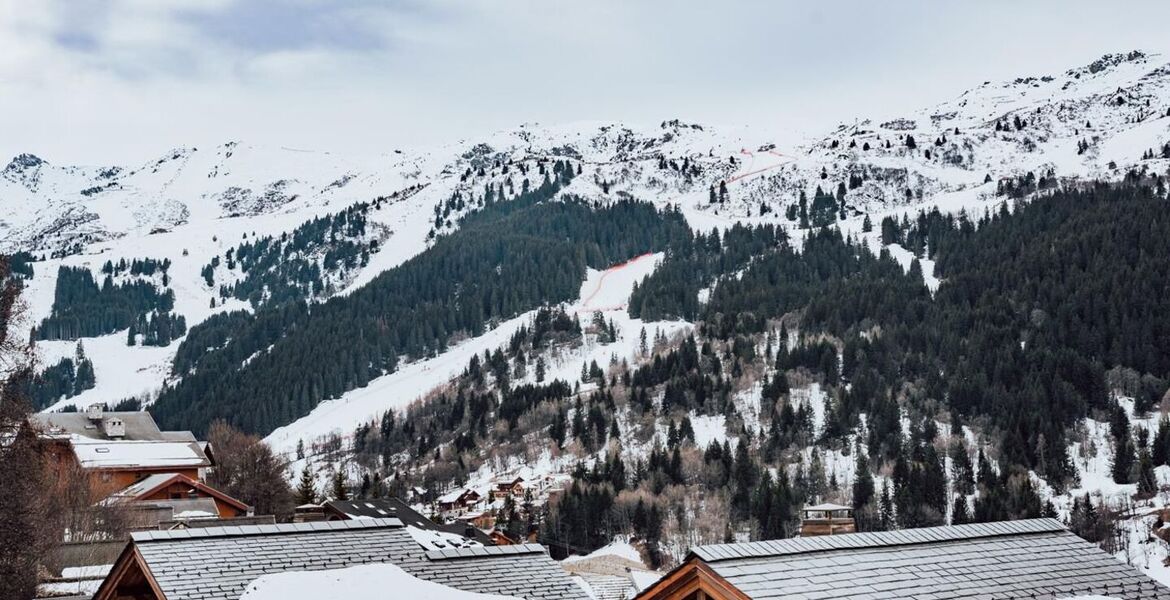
[92,518,588,600]
[101,472,252,523]
[455,509,496,530]
[491,476,526,500]
[635,519,1170,600]
[437,487,482,517]
[32,406,212,500]
[323,497,495,546]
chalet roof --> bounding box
[802,502,851,512]
[672,519,1170,599]
[102,518,586,600]
[439,488,479,503]
[325,498,430,526]
[103,472,250,513]
[31,411,189,441]
[70,437,211,470]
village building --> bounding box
[797,502,856,537]
[101,472,252,524]
[438,487,484,518]
[491,476,527,500]
[32,406,212,500]
[92,518,588,600]
[634,518,1170,600]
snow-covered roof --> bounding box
[406,525,482,551]
[241,563,519,600]
[803,502,852,512]
[562,541,645,568]
[70,437,211,470]
[437,488,476,504]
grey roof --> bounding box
[124,518,586,600]
[32,411,169,441]
[688,519,1170,599]
[424,543,546,560]
[325,498,496,545]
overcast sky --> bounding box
[2,0,1169,165]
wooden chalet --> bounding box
[634,519,1170,600]
[437,487,482,516]
[491,476,526,500]
[33,405,212,500]
[102,472,251,521]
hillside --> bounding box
[7,50,1170,579]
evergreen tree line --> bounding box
[203,201,380,308]
[628,224,785,321]
[35,265,181,341]
[25,342,96,409]
[151,175,691,436]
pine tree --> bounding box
[1111,426,1136,485]
[331,469,349,501]
[295,467,317,505]
[1137,428,1158,497]
[1153,416,1170,466]
[852,451,875,509]
[951,495,971,525]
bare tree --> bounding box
[206,420,294,518]
[0,255,56,600]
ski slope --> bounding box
[265,251,687,456]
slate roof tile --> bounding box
[684,519,1170,600]
[127,519,585,599]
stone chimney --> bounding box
[104,417,126,439]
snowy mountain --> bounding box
[8,51,1168,414]
[8,50,1170,578]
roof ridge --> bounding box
[131,517,404,542]
[424,542,548,561]
[690,518,1066,562]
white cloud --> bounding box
[2,0,1169,164]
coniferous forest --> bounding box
[340,181,1170,560]
[151,166,693,435]
[35,263,183,344]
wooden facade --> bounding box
[634,557,751,600]
[93,546,165,600]
[110,473,250,519]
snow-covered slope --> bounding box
[9,49,1169,424]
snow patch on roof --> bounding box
[70,436,209,469]
[405,525,482,551]
[239,563,519,600]
[562,541,644,566]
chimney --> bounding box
[86,403,104,421]
[104,417,126,439]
